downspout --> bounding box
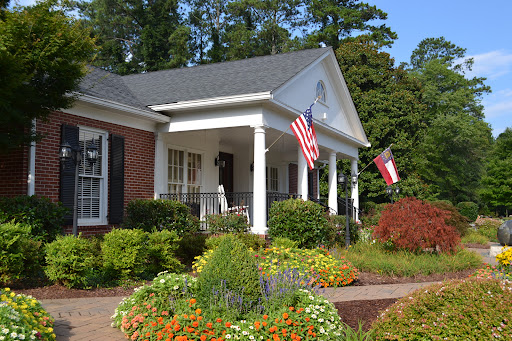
[27,119,36,196]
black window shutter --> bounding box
[60,124,79,225]
[109,134,125,224]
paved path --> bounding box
[39,247,497,340]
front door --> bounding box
[218,152,234,193]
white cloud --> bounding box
[463,50,512,80]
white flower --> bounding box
[312,314,317,319]
[0,336,5,341]
[242,331,248,335]
[160,279,165,283]
[1,329,7,334]
[173,285,179,290]
[225,334,231,339]
[18,335,25,340]
[10,333,17,338]
[318,318,324,322]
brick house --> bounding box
[0,47,369,235]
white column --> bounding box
[351,159,360,222]
[252,126,267,234]
[153,132,167,199]
[297,146,308,200]
[328,152,337,215]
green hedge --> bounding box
[456,201,479,222]
[0,221,43,284]
[0,195,67,242]
[123,199,200,235]
[267,199,335,248]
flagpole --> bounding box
[265,96,321,153]
[357,143,394,176]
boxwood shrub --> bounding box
[123,199,199,236]
[371,278,512,339]
[267,198,335,248]
[456,201,479,222]
[0,221,43,284]
[0,195,67,242]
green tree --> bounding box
[77,0,190,74]
[334,40,429,202]
[0,0,96,151]
[224,0,304,59]
[480,128,512,216]
[415,113,491,203]
[305,0,396,50]
[409,38,492,203]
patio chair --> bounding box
[217,185,250,222]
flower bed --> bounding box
[0,288,55,341]
[113,272,346,340]
[194,246,359,288]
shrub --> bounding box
[475,217,501,242]
[204,212,249,234]
[176,232,208,267]
[0,195,67,242]
[44,234,100,288]
[196,234,261,320]
[146,229,184,276]
[205,233,265,251]
[270,236,299,249]
[457,201,479,221]
[330,215,359,245]
[430,200,470,237]
[123,199,199,235]
[267,198,335,248]
[374,197,461,254]
[371,278,512,340]
[0,288,56,341]
[101,228,149,280]
[0,221,43,284]
[461,230,490,245]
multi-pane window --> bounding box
[267,166,279,192]
[168,148,202,194]
[316,81,326,103]
[78,128,106,224]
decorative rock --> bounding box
[497,220,512,246]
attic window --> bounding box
[316,81,326,103]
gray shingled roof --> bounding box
[78,66,153,112]
[79,47,331,109]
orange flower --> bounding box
[189,298,197,305]
[200,335,207,341]
[206,322,213,329]
[216,318,222,323]
[286,319,292,325]
[272,334,280,341]
[262,321,267,327]
[190,314,196,320]
[263,315,268,320]
[288,307,294,311]
[195,308,202,315]
[192,321,199,328]
[282,313,288,319]
[225,322,232,328]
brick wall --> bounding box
[0,145,29,197]
[0,110,156,236]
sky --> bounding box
[10,0,512,137]
[370,0,512,137]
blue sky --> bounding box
[11,0,511,137]
[370,0,512,137]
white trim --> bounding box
[76,93,171,123]
[149,92,272,111]
[77,126,109,226]
[27,119,36,196]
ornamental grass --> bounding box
[0,288,56,341]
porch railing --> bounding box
[160,191,299,230]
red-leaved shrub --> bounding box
[373,197,460,254]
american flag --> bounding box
[290,103,319,170]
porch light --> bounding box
[351,174,358,186]
[86,139,99,165]
[215,155,225,168]
[59,142,73,162]
[386,185,400,204]
[337,172,346,186]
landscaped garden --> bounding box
[2,195,512,340]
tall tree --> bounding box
[224,0,304,59]
[409,37,492,203]
[334,39,429,203]
[306,0,396,50]
[480,128,512,216]
[0,0,96,151]
[77,0,190,74]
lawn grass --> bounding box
[332,242,482,277]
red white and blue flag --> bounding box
[290,103,319,170]
[373,147,400,185]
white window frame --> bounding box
[316,80,327,104]
[266,166,279,192]
[167,145,204,194]
[77,126,108,226]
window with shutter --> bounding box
[77,127,108,225]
